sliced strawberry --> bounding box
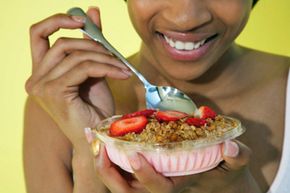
[156,110,188,122]
[197,106,217,119]
[186,117,207,127]
[122,109,156,119]
[109,116,148,137]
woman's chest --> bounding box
[212,82,286,190]
[110,77,286,189]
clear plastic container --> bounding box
[94,115,245,176]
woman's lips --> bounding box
[159,33,218,61]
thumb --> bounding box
[129,153,172,193]
[222,140,251,170]
[86,6,102,29]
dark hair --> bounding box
[253,0,259,6]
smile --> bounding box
[158,32,219,61]
[163,34,218,51]
[164,35,206,51]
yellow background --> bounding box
[0,0,289,192]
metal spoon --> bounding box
[67,7,197,114]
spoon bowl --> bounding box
[67,7,197,114]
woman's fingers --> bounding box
[129,153,174,193]
[50,61,131,88]
[39,37,109,73]
[95,144,132,193]
[30,38,104,82]
[33,40,127,82]
[86,7,102,30]
[30,13,84,67]
[84,129,133,193]
[222,140,251,170]
[47,51,128,81]
[26,60,130,106]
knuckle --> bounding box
[29,23,38,36]
[69,50,84,59]
[54,37,68,47]
[76,61,88,71]
[79,61,94,73]
[25,77,41,97]
[25,77,33,94]
[29,83,41,97]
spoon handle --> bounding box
[67,7,151,87]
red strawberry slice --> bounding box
[122,109,156,119]
[186,117,207,127]
[197,106,217,119]
[156,110,188,122]
[109,116,148,137]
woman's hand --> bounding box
[87,134,262,193]
[25,8,131,147]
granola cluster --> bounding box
[109,115,238,144]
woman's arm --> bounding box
[23,97,73,193]
[23,97,109,193]
[23,7,130,192]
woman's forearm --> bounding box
[72,142,107,193]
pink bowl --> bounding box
[95,115,244,176]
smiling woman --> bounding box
[8,0,288,193]
[126,0,254,81]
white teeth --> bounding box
[184,42,194,50]
[164,35,206,51]
[169,39,175,47]
[175,41,185,50]
[194,42,201,49]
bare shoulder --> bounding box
[23,97,73,193]
[241,47,290,71]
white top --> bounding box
[267,70,290,193]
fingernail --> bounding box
[224,140,239,157]
[71,15,86,23]
[129,153,141,170]
[84,127,93,143]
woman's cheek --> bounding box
[214,2,252,40]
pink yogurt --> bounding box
[105,142,223,176]
[95,115,244,176]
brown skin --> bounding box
[110,47,289,191]
[24,46,289,193]
[23,1,289,193]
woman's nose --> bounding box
[162,0,213,31]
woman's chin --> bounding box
[164,66,208,81]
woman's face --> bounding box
[127,0,253,80]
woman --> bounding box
[24,0,290,192]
